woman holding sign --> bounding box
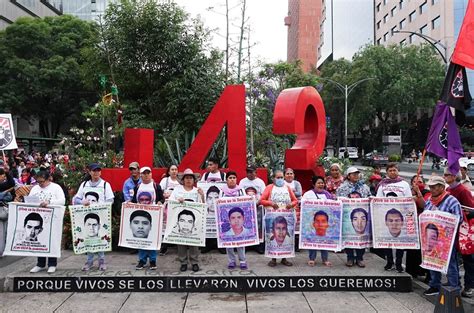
[169,168,204,272]
[28,170,66,273]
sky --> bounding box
[174,0,288,64]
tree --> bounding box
[0,15,98,139]
[84,0,225,135]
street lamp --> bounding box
[392,30,447,64]
[318,77,376,152]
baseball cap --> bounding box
[129,162,139,170]
[426,176,446,186]
[89,163,101,171]
[140,166,152,173]
[345,166,360,176]
[246,165,257,172]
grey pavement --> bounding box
[0,248,472,312]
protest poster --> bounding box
[264,209,295,258]
[341,198,372,249]
[371,197,420,249]
[197,182,225,238]
[4,202,65,257]
[163,200,207,247]
[0,113,18,150]
[216,196,259,248]
[119,202,163,250]
[69,204,112,254]
[419,210,460,274]
[299,199,343,251]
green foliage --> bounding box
[84,0,225,134]
[0,15,98,138]
[389,154,401,162]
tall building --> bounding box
[59,0,118,22]
[375,0,473,114]
[0,0,61,30]
[285,0,323,72]
[317,0,374,68]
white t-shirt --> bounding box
[200,171,224,182]
[302,190,330,200]
[169,185,202,203]
[136,181,157,204]
[376,180,412,197]
[73,178,114,204]
[270,185,292,206]
[29,182,66,205]
[159,177,181,192]
[239,177,266,196]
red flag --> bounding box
[452,0,474,70]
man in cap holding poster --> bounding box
[423,175,463,296]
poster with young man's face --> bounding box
[264,210,296,258]
[69,204,112,254]
[197,181,225,238]
[340,198,372,249]
[4,202,65,257]
[216,196,259,248]
[299,199,343,252]
[370,197,420,249]
[162,200,206,247]
[119,202,163,250]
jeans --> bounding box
[37,257,57,267]
[346,248,365,261]
[462,254,474,289]
[226,247,246,263]
[138,249,157,263]
[385,248,404,266]
[308,250,328,261]
[86,251,105,263]
[429,248,460,289]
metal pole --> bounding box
[345,85,348,151]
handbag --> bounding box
[458,210,474,255]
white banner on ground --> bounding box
[4,202,64,257]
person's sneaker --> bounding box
[396,265,404,273]
[99,259,107,271]
[423,287,440,296]
[240,262,248,270]
[47,266,56,273]
[149,261,157,270]
[192,264,199,272]
[461,288,473,298]
[159,248,168,256]
[136,260,146,270]
[228,261,236,269]
[346,260,354,267]
[180,264,188,272]
[356,260,365,268]
[82,262,93,271]
[218,248,227,254]
[30,266,47,273]
[384,263,394,271]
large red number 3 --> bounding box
[273,87,327,190]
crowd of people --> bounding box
[0,151,472,298]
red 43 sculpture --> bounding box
[102,85,326,191]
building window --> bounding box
[432,15,440,29]
[384,14,388,23]
[409,10,416,22]
[432,0,439,4]
[400,39,406,46]
[377,21,381,29]
[399,0,405,9]
[409,34,416,43]
[391,6,397,16]
[391,26,397,35]
[420,24,428,35]
[420,1,427,14]
[383,0,387,5]
[399,19,406,29]
[384,32,389,42]
[377,3,381,12]
[377,38,381,45]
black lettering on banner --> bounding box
[13,276,412,292]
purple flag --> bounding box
[426,101,464,175]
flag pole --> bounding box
[416,149,426,178]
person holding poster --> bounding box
[200,157,226,183]
[28,171,66,273]
[302,176,334,266]
[325,163,344,196]
[260,170,298,267]
[443,169,474,298]
[122,161,141,202]
[376,163,412,273]
[131,166,164,270]
[336,167,371,267]
[169,168,204,272]
[73,163,114,271]
[423,176,463,296]
[159,164,181,199]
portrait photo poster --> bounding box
[162,200,206,247]
[197,182,226,238]
[264,209,296,258]
[340,197,372,249]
